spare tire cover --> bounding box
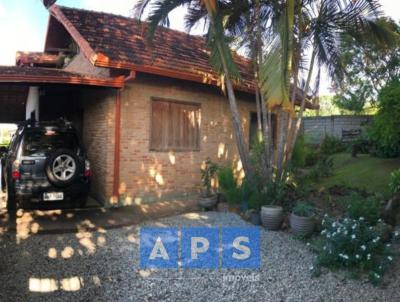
[45,148,80,187]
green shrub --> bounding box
[292,202,314,217]
[369,79,400,158]
[314,216,397,284]
[389,169,400,196]
[320,135,346,155]
[218,166,241,205]
[307,156,334,180]
[200,158,219,196]
[304,148,321,167]
[292,135,306,167]
[343,193,381,225]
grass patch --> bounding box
[317,153,400,195]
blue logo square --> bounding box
[140,227,178,269]
[222,227,260,269]
[181,227,219,268]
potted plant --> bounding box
[290,202,315,236]
[198,158,219,209]
[260,181,286,230]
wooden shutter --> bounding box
[151,99,201,151]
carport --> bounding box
[0,66,125,206]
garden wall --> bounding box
[302,115,373,144]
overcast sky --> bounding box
[0,0,399,94]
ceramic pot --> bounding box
[198,194,218,209]
[261,206,283,230]
[290,213,315,236]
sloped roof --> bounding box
[0,66,124,88]
[48,5,254,92]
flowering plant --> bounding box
[313,215,398,284]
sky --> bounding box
[0,0,399,94]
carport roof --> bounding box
[0,66,124,88]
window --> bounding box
[151,98,201,151]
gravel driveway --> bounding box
[0,212,399,302]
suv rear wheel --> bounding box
[45,149,81,187]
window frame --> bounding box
[150,97,201,152]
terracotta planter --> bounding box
[261,206,283,230]
[290,213,315,236]
[198,194,218,209]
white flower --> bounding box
[386,244,391,248]
[351,234,356,240]
[323,246,327,251]
[374,273,381,279]
[352,224,357,230]
[378,218,382,222]
[388,256,393,261]
[367,254,371,260]
[395,231,399,237]
[356,254,360,259]
[332,222,337,227]
[361,245,366,251]
[324,214,328,218]
[309,266,314,271]
[306,242,310,247]
[359,217,365,221]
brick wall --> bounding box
[80,87,116,205]
[116,74,255,206]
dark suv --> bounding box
[1,120,91,211]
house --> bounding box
[0,4,315,207]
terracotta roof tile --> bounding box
[0,66,124,88]
[57,6,255,91]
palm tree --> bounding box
[134,0,397,183]
[135,0,255,182]
[259,0,398,180]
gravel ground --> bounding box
[0,212,399,302]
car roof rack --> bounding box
[17,118,73,129]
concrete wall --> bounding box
[302,115,373,144]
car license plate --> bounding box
[43,192,64,201]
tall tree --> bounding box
[135,0,396,183]
[333,18,400,113]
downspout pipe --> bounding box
[112,71,135,204]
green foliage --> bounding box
[292,202,314,217]
[320,135,346,155]
[217,166,241,205]
[304,148,321,167]
[307,156,334,181]
[342,193,381,226]
[314,215,397,285]
[369,79,400,158]
[200,158,219,196]
[292,135,306,167]
[334,19,400,111]
[389,169,400,196]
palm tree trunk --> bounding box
[216,42,254,182]
[287,48,317,160]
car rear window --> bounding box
[22,129,79,156]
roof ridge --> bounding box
[57,5,206,41]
